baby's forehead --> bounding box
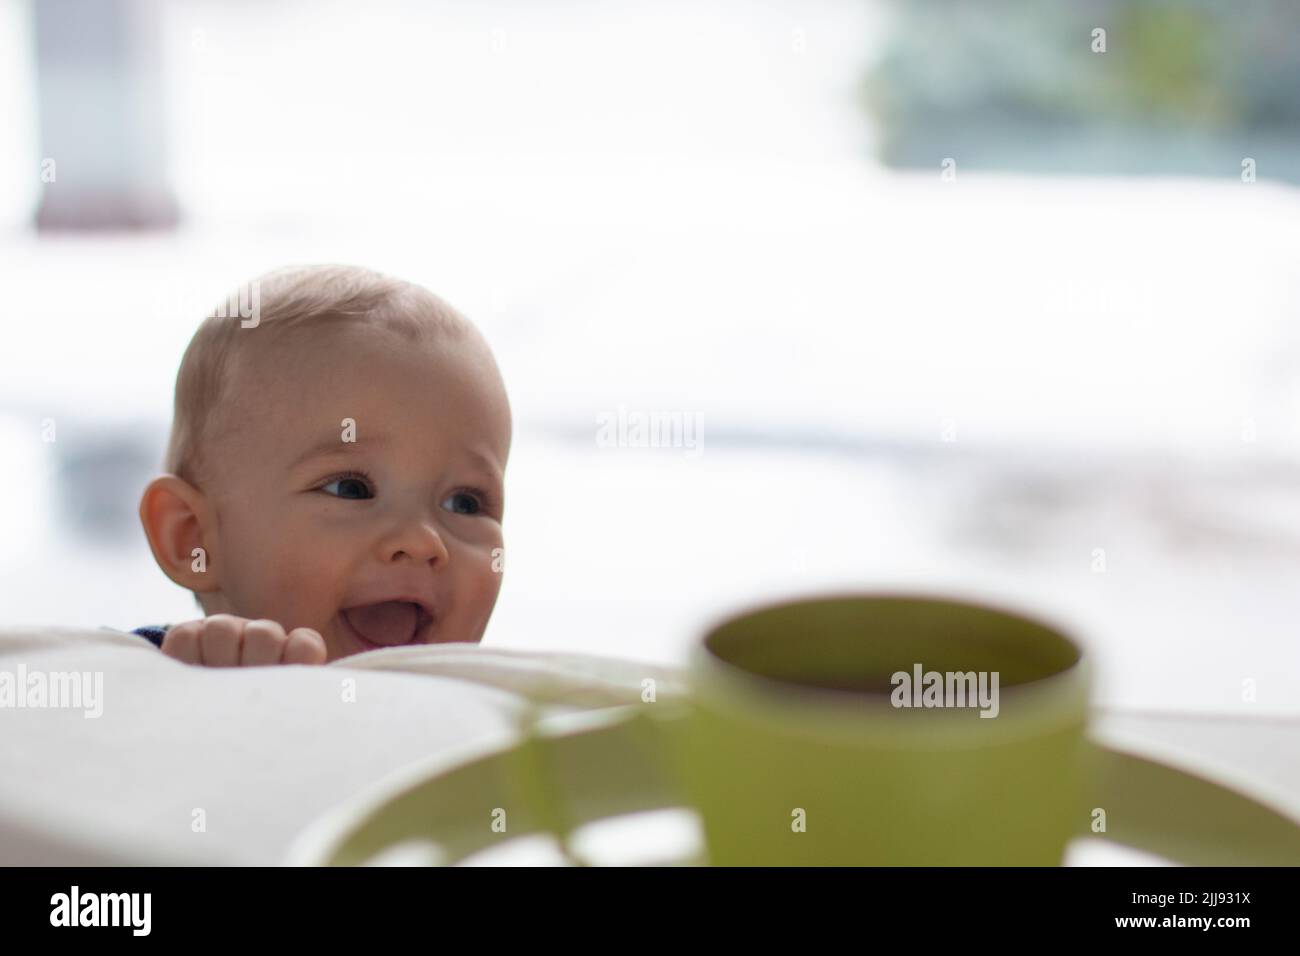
[207,323,507,467]
[228,319,484,397]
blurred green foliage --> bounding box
[864,0,1300,174]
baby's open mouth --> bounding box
[341,601,432,648]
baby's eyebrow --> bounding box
[287,433,389,471]
[285,434,503,482]
[461,446,505,478]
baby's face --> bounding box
[197,324,510,661]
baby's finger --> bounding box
[283,627,327,665]
[160,620,203,664]
[199,614,244,667]
[241,619,287,666]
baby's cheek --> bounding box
[468,535,504,579]
[256,542,343,627]
[462,544,505,625]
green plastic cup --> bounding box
[292,593,1300,866]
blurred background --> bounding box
[1,0,1298,718]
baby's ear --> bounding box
[138,475,219,594]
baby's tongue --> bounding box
[344,601,418,646]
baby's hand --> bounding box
[160,614,327,667]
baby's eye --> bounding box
[441,491,482,515]
[321,475,374,500]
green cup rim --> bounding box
[687,590,1092,745]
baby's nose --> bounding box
[382,520,449,565]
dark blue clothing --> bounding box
[131,625,169,648]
